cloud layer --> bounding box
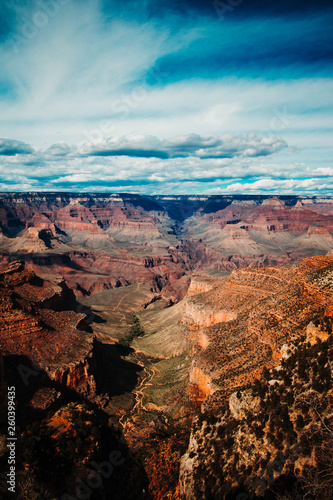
[0,133,332,196]
[79,133,287,159]
[0,0,332,194]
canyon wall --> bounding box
[1,194,333,303]
[179,255,333,498]
[181,257,333,410]
[0,261,97,399]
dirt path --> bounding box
[119,350,155,430]
[113,294,126,311]
[112,284,142,325]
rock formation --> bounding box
[0,261,96,398]
[179,255,333,498]
[1,193,333,301]
[181,256,333,409]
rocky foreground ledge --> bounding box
[0,261,97,401]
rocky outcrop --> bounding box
[52,350,96,398]
[182,299,236,330]
[179,256,333,498]
[181,257,333,411]
[0,262,97,398]
[228,389,260,420]
[26,213,56,232]
[186,274,219,297]
[188,366,214,404]
[183,272,237,333]
[306,321,329,345]
[180,326,333,499]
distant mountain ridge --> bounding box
[1,193,333,300]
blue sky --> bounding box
[0,0,332,194]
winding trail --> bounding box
[112,294,126,311]
[113,283,141,310]
[119,350,155,431]
[112,283,142,325]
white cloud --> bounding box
[206,178,333,195]
[79,132,287,159]
[44,142,71,157]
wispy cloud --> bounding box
[0,0,332,194]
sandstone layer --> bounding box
[1,194,333,301]
[179,255,333,498]
[0,261,96,397]
[181,256,333,410]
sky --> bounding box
[0,0,332,195]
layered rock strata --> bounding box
[179,255,333,498]
[1,194,333,302]
[0,262,96,397]
[182,256,333,409]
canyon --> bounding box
[1,193,333,299]
[1,193,333,499]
